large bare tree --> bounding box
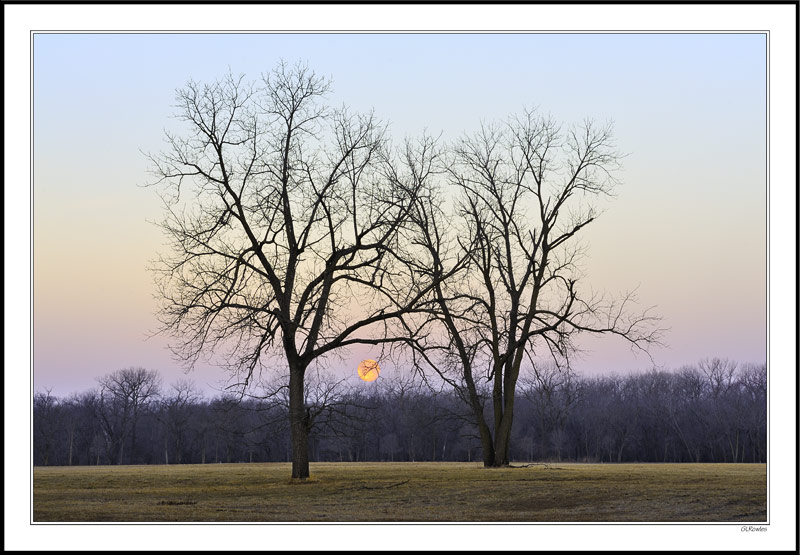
[147,62,432,479]
[95,367,161,465]
[403,110,663,466]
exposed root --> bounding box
[342,479,410,492]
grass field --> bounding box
[33,462,766,522]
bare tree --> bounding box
[247,367,371,454]
[95,368,161,464]
[520,362,581,461]
[33,389,59,466]
[60,393,81,466]
[147,62,432,479]
[699,357,751,462]
[404,109,663,466]
[158,380,200,464]
[739,363,767,462]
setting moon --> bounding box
[357,359,380,382]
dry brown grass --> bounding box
[33,462,766,522]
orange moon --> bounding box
[357,359,380,382]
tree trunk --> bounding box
[289,366,310,479]
[130,415,138,465]
[493,415,513,467]
[491,355,522,467]
[465,391,495,467]
[492,370,504,455]
[492,384,517,466]
[67,427,74,466]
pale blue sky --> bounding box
[33,33,767,395]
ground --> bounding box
[33,462,766,522]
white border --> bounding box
[5,3,796,552]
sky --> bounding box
[32,32,767,397]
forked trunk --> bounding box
[491,354,522,466]
[491,382,517,466]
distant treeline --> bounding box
[34,359,766,466]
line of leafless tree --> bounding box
[34,358,765,467]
